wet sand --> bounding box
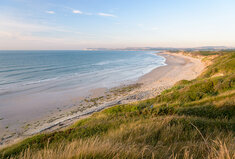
[0,52,205,148]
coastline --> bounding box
[0,52,205,148]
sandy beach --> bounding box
[0,52,205,147]
[137,52,205,98]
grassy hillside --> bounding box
[1,51,234,159]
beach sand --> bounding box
[137,52,205,98]
[0,52,205,147]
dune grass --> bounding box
[0,51,235,159]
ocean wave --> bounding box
[0,51,167,93]
[92,59,125,66]
[92,61,112,66]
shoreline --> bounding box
[0,52,205,148]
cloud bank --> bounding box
[98,13,116,17]
[73,10,82,14]
[46,11,55,14]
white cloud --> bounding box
[46,11,55,14]
[73,10,82,14]
[0,18,88,41]
[0,17,97,45]
[98,13,116,17]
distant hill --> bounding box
[87,46,235,51]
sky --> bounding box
[0,0,235,50]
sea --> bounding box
[0,50,166,94]
[0,50,166,132]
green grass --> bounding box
[0,51,235,159]
[189,50,224,56]
[200,51,235,78]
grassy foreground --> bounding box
[0,51,235,159]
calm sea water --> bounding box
[0,50,166,133]
[0,50,165,94]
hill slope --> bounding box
[0,51,235,159]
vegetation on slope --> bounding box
[0,51,235,159]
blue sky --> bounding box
[0,0,235,50]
